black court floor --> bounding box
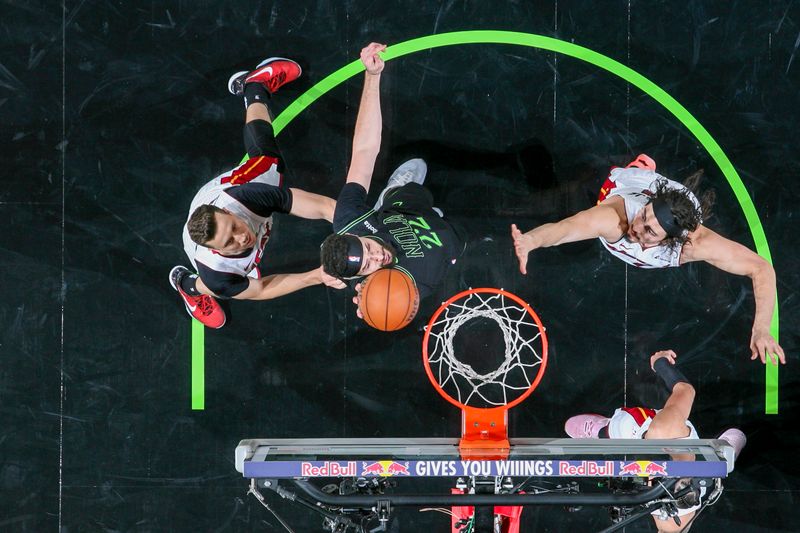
[3,1,799,531]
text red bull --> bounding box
[300,462,357,477]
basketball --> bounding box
[358,268,420,331]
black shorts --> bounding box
[381,183,434,211]
[244,119,285,173]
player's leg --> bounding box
[229,57,302,168]
[169,266,226,329]
[375,158,428,209]
[169,59,301,329]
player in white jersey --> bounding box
[511,154,784,365]
[168,57,337,329]
[565,349,747,532]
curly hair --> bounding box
[187,204,226,246]
[651,170,715,251]
[320,234,352,278]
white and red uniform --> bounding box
[608,400,705,520]
[597,166,700,268]
[607,406,699,439]
[182,155,291,298]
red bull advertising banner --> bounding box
[243,459,727,479]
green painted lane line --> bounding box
[193,30,780,413]
[191,319,204,410]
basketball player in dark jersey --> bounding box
[319,43,465,316]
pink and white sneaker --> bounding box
[564,414,611,438]
[718,428,747,461]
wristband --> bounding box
[653,357,690,392]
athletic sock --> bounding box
[244,82,271,108]
[179,273,202,296]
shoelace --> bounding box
[195,295,215,316]
[267,72,287,92]
[583,420,596,437]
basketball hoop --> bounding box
[422,288,548,460]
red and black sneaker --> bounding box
[169,266,226,329]
[228,57,302,96]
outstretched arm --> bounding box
[511,202,623,275]
[288,188,336,222]
[230,267,331,301]
[645,350,696,444]
[344,42,386,192]
[681,225,784,365]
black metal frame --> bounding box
[247,476,695,532]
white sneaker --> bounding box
[718,428,747,461]
[564,414,610,438]
[374,158,427,209]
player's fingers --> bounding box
[749,340,758,361]
[366,43,385,59]
[776,345,786,365]
[765,343,781,366]
[754,343,767,364]
[518,255,528,275]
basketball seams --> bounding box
[361,275,376,329]
[358,268,420,331]
[384,270,393,330]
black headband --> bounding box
[339,234,365,279]
[650,197,683,238]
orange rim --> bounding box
[422,287,548,412]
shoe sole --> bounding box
[169,265,187,291]
[375,159,428,209]
[390,158,427,185]
[227,70,249,95]
[564,413,609,438]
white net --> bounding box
[424,289,547,408]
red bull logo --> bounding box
[361,460,411,477]
[644,462,668,476]
[300,461,357,477]
[557,461,614,476]
[618,461,669,477]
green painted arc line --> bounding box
[195,30,780,413]
[191,319,204,410]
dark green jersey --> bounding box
[333,183,465,298]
